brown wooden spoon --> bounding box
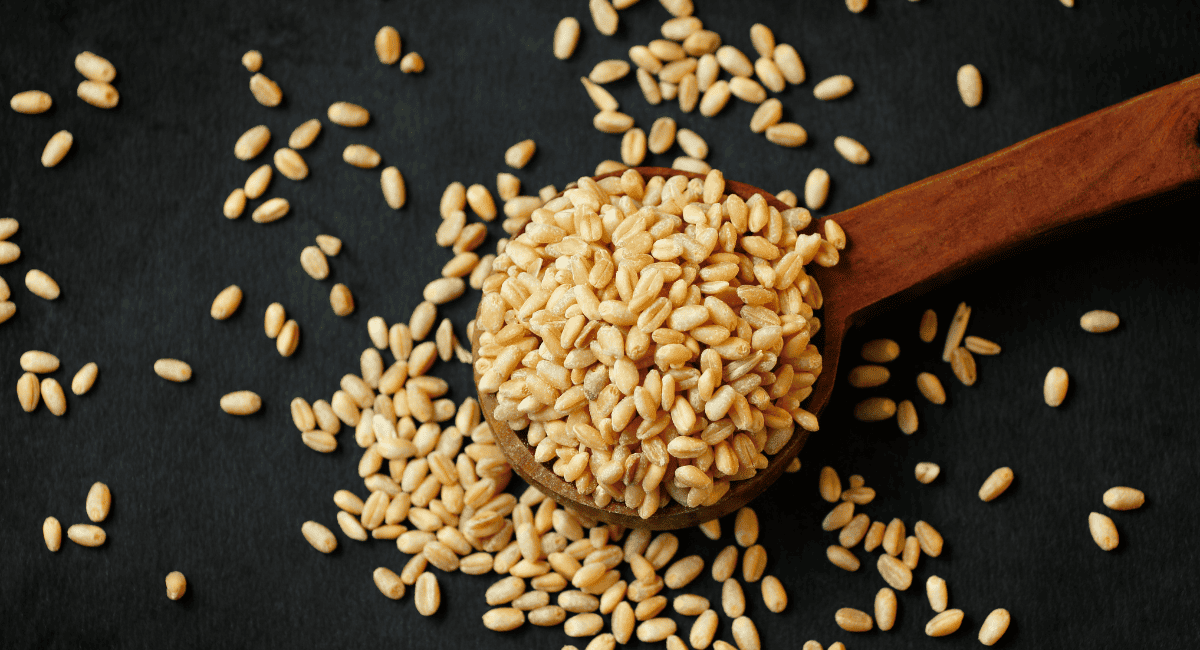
[476,74,1200,530]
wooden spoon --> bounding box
[476,74,1200,530]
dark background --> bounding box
[2,0,1198,648]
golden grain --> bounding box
[71,362,99,396]
[957,64,983,107]
[1103,486,1145,511]
[877,554,912,591]
[814,75,854,100]
[328,102,370,127]
[826,545,859,572]
[220,390,262,415]
[835,607,873,632]
[554,17,581,59]
[43,517,61,551]
[1044,366,1069,406]
[860,339,900,363]
[834,136,870,164]
[11,90,53,114]
[77,81,119,108]
[1089,512,1119,550]
[914,462,940,484]
[248,73,281,107]
[85,482,111,523]
[916,372,946,404]
[979,467,1014,502]
[979,608,1011,645]
[67,524,106,547]
[926,609,964,637]
[41,130,73,167]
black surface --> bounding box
[2,1,1199,648]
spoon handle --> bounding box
[821,74,1200,326]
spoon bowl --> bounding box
[476,75,1200,529]
[475,168,813,530]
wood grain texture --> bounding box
[805,73,1200,417]
[477,75,1200,529]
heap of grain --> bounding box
[473,167,841,518]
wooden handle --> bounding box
[821,74,1200,327]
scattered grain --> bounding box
[41,378,66,416]
[877,554,912,591]
[861,339,899,363]
[43,517,62,551]
[848,365,890,388]
[300,246,330,280]
[950,347,977,386]
[964,335,1001,355]
[331,283,355,316]
[914,462,940,484]
[467,184,497,220]
[875,587,897,631]
[381,167,406,209]
[252,197,290,223]
[925,609,964,637]
[483,607,525,631]
[67,524,106,547]
[71,362,99,396]
[11,90,53,114]
[1088,512,1119,550]
[804,168,829,210]
[344,144,381,168]
[637,618,677,643]
[506,139,537,169]
[18,372,40,412]
[415,572,440,615]
[277,319,300,356]
[722,578,746,617]
[1103,486,1145,511]
[589,0,619,36]
[41,130,73,167]
[220,390,262,415]
[926,575,948,612]
[400,52,425,73]
[154,359,192,383]
[741,545,766,582]
[248,73,281,107]
[1080,309,1120,333]
[241,50,262,72]
[979,608,1011,646]
[77,81,119,108]
[942,302,971,361]
[834,136,870,164]
[814,75,854,100]
[86,482,111,523]
[25,269,60,300]
[1044,366,1069,406]
[853,397,896,422]
[826,545,859,572]
[835,607,873,632]
[317,235,342,256]
[328,102,370,127]
[734,507,758,546]
[902,535,921,570]
[979,467,1014,502]
[554,17,582,59]
[166,571,187,601]
[376,26,401,64]
[691,609,718,649]
[957,64,983,107]
[765,123,807,147]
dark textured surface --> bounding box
[1,1,1198,648]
